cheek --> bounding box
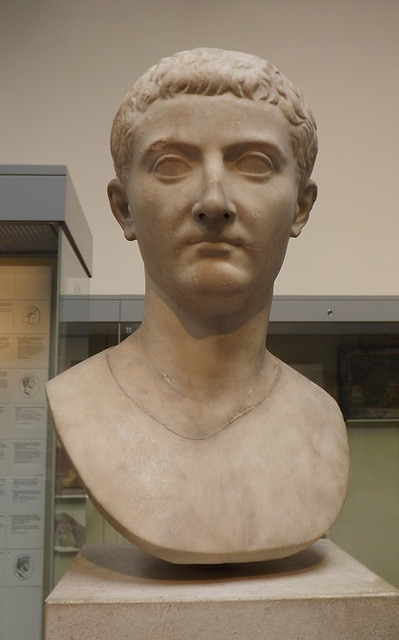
[128,190,159,231]
[249,199,296,239]
[245,180,297,220]
[250,198,297,267]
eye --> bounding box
[234,152,274,177]
[153,155,191,179]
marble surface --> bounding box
[45,540,399,639]
[47,48,349,563]
[47,352,349,563]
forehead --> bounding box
[130,93,295,161]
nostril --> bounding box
[196,211,231,221]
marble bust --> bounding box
[47,48,349,564]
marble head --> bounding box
[110,48,318,195]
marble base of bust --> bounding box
[44,540,399,640]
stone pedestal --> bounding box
[44,539,399,639]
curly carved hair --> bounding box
[110,48,318,192]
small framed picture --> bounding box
[338,346,399,420]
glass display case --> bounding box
[0,165,92,640]
[266,308,399,590]
[54,295,399,590]
[52,297,143,585]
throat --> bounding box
[106,348,280,440]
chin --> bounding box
[190,271,249,297]
[180,276,262,311]
[152,264,273,309]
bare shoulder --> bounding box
[271,354,345,423]
[46,349,111,420]
[266,355,349,476]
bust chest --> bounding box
[47,351,349,563]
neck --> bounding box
[109,283,277,438]
[143,280,272,380]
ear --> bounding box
[290,180,318,238]
[107,178,136,241]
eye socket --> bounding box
[153,155,191,178]
[234,152,274,177]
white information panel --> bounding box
[0,265,51,640]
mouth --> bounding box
[195,241,236,256]
[187,235,242,247]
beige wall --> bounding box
[1,0,398,296]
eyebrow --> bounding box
[141,140,199,161]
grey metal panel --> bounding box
[64,173,93,276]
[270,296,399,323]
[60,295,146,322]
[0,174,66,222]
[0,165,67,176]
[120,297,145,322]
[59,295,399,324]
[59,297,90,323]
[60,296,121,322]
[88,298,120,322]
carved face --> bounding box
[109,93,316,312]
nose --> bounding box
[191,180,236,223]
